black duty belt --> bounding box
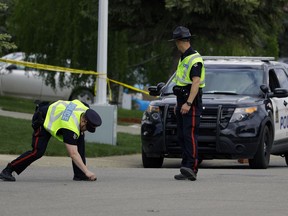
[173,85,202,98]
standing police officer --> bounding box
[170,26,205,181]
[0,99,102,182]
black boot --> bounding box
[0,164,16,181]
[180,167,197,181]
[174,173,188,180]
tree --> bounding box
[164,0,288,57]
[279,3,288,57]
[6,0,288,97]
[0,1,16,56]
[8,0,99,88]
[108,0,288,84]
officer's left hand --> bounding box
[180,103,191,114]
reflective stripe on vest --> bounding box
[173,52,205,87]
[43,100,88,142]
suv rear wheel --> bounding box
[70,89,94,105]
[249,126,271,169]
[142,148,164,168]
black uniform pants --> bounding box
[176,96,202,173]
[10,126,51,174]
[9,106,87,178]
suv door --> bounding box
[269,68,288,141]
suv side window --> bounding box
[14,65,25,70]
[274,68,288,89]
[269,70,280,91]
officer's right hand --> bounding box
[85,170,97,181]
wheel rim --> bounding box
[74,91,94,104]
[78,94,92,103]
[263,130,270,161]
[264,139,267,157]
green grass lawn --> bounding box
[0,96,143,157]
[0,116,141,157]
[0,95,144,123]
[0,96,36,113]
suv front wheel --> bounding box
[249,126,271,169]
[142,148,164,168]
[284,154,288,166]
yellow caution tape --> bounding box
[108,78,149,95]
[0,58,150,96]
[0,58,100,75]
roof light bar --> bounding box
[203,56,275,61]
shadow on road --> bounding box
[161,157,287,169]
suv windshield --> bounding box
[162,68,264,96]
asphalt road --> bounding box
[1,109,288,216]
[1,154,288,216]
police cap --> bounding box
[84,109,102,133]
[169,26,191,41]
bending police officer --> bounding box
[0,99,102,182]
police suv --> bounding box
[141,56,288,169]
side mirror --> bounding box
[260,84,269,94]
[148,86,159,96]
[156,82,165,91]
[273,88,288,98]
[148,82,166,96]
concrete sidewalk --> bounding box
[0,153,144,168]
[0,108,141,135]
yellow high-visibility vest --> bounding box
[173,52,205,88]
[43,99,88,142]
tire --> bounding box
[249,126,271,169]
[142,148,164,168]
[198,158,203,165]
[70,89,94,105]
[284,154,288,166]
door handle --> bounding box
[284,100,287,107]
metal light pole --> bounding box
[86,0,117,145]
[95,0,108,104]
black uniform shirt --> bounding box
[181,47,202,81]
[57,129,79,145]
